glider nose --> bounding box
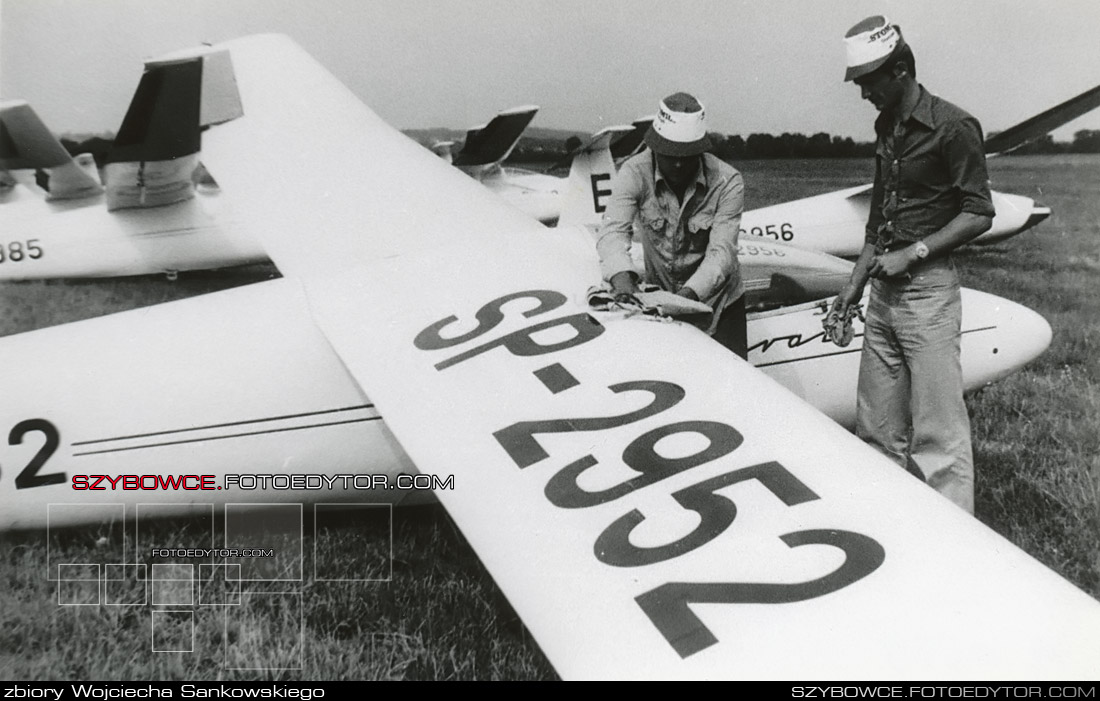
[962,289,1052,391]
[1022,202,1052,231]
[979,191,1050,244]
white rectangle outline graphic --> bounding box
[224,502,304,582]
[57,563,100,606]
[151,563,194,607]
[46,503,125,580]
[104,563,148,607]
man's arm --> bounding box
[831,242,877,317]
[869,211,992,278]
[596,160,645,296]
[681,169,744,300]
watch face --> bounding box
[916,242,929,258]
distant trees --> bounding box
[709,132,875,160]
[58,127,1100,168]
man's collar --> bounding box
[905,85,934,129]
[877,84,934,133]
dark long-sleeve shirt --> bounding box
[866,86,996,249]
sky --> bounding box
[2,0,1099,142]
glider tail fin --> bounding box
[557,124,633,228]
[104,49,241,211]
[451,105,538,172]
[0,100,104,200]
[611,116,654,163]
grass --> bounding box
[0,154,1096,680]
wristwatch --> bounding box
[912,240,930,260]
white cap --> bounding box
[843,16,905,82]
[644,92,710,157]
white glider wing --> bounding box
[174,35,1100,679]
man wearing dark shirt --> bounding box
[829,16,995,513]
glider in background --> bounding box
[0,34,1093,680]
[0,93,851,308]
[0,98,263,279]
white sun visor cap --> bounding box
[644,92,710,157]
[844,16,905,82]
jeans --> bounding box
[856,257,974,513]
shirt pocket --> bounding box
[640,201,667,235]
[686,211,714,253]
[898,153,942,199]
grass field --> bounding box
[0,154,1096,680]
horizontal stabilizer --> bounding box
[985,83,1100,155]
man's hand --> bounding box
[610,271,639,301]
[677,286,700,302]
[828,282,862,320]
[823,293,864,347]
[868,249,915,279]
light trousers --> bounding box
[856,258,974,513]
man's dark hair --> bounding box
[884,43,917,79]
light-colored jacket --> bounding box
[596,151,744,333]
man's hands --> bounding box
[824,289,864,347]
[609,271,639,304]
[677,286,700,302]
[867,248,916,279]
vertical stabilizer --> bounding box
[557,125,632,227]
[451,105,539,173]
[0,100,104,200]
[104,49,240,211]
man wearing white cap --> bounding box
[596,92,746,357]
[828,16,995,513]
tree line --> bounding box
[507,128,1100,163]
[60,128,1100,167]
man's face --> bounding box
[655,153,701,190]
[854,66,903,112]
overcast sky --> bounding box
[2,0,1099,141]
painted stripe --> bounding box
[72,415,383,457]
[71,404,374,446]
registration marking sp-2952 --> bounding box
[413,288,885,658]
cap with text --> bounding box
[644,92,710,157]
[843,16,906,82]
